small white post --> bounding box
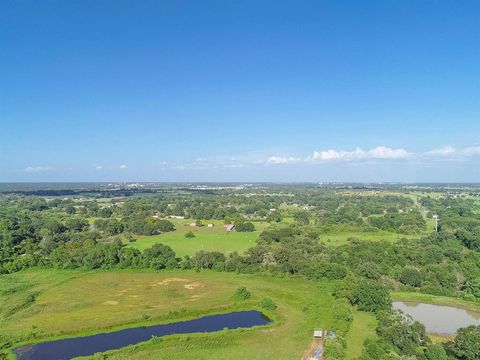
[433,214,439,232]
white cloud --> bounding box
[95,165,103,170]
[312,146,409,161]
[425,146,456,157]
[119,164,127,169]
[267,156,302,164]
[172,164,185,170]
[463,146,480,155]
[224,163,245,168]
[368,146,410,159]
[24,166,53,172]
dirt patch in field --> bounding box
[103,300,119,305]
[115,289,131,296]
[302,339,323,360]
[184,282,203,290]
[152,278,189,287]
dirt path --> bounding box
[302,339,323,360]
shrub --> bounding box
[233,286,251,301]
[324,335,346,360]
[260,297,277,310]
[185,231,195,238]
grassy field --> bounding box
[0,269,338,360]
[129,219,269,256]
[345,312,377,359]
[319,231,421,246]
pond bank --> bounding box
[11,310,272,360]
[392,292,480,312]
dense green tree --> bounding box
[377,310,428,356]
[142,243,177,270]
[266,211,282,223]
[192,251,226,270]
[424,344,448,360]
[293,211,310,225]
[451,325,480,360]
[351,280,391,312]
[236,222,256,232]
[399,267,423,287]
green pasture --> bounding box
[0,269,338,360]
[319,231,422,246]
[129,219,269,256]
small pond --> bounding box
[13,310,271,360]
[392,301,480,335]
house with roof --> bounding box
[224,224,235,232]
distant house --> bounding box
[169,215,185,219]
[189,222,197,227]
[207,223,214,227]
[224,224,235,232]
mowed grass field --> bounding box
[129,219,269,256]
[0,269,368,360]
[345,312,377,359]
[319,231,422,246]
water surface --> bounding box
[13,310,271,360]
[392,301,480,335]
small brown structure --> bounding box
[224,224,235,232]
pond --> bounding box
[392,301,480,335]
[12,310,271,360]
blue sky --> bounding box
[1,0,479,182]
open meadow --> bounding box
[0,269,365,360]
[128,219,269,256]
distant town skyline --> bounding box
[1,1,479,182]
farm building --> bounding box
[313,329,323,339]
[224,224,235,231]
[207,223,214,227]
